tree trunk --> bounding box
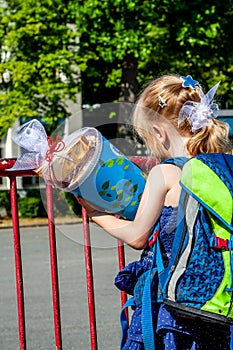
[119,53,138,103]
[116,54,140,156]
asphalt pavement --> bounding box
[0,223,139,350]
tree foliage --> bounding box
[0,0,85,136]
[76,0,233,107]
[75,0,171,103]
[165,0,233,102]
[0,0,233,137]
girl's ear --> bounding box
[152,124,166,143]
[152,124,170,150]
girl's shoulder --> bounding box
[148,156,188,180]
[148,162,181,188]
[150,162,182,172]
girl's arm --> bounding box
[78,164,180,249]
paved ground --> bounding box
[0,223,139,350]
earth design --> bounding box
[95,157,146,216]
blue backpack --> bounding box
[119,153,233,350]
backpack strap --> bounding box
[141,267,156,350]
[120,297,135,349]
[147,156,188,248]
[142,157,188,350]
[119,157,189,350]
[141,157,188,350]
[119,267,159,350]
[161,156,188,168]
[142,241,165,350]
[165,194,200,299]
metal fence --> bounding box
[0,157,149,350]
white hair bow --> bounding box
[178,82,220,132]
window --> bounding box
[22,176,40,188]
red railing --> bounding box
[0,163,63,350]
[0,157,151,350]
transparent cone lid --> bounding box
[42,127,103,191]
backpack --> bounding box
[119,153,233,350]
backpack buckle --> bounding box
[148,230,159,247]
[210,236,229,250]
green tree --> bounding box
[75,0,233,107]
[0,0,87,137]
[75,0,170,104]
[1,0,233,138]
[165,0,233,105]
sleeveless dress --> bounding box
[114,206,231,350]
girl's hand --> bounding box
[76,196,103,218]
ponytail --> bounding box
[186,119,232,156]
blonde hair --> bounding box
[133,74,232,158]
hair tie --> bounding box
[180,75,200,89]
[178,81,220,132]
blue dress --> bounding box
[114,206,231,350]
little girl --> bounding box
[78,74,232,349]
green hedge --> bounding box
[18,196,46,218]
[0,188,82,218]
[17,189,47,218]
[0,190,11,217]
[64,192,82,217]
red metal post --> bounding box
[10,176,26,350]
[82,207,98,350]
[46,184,63,350]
